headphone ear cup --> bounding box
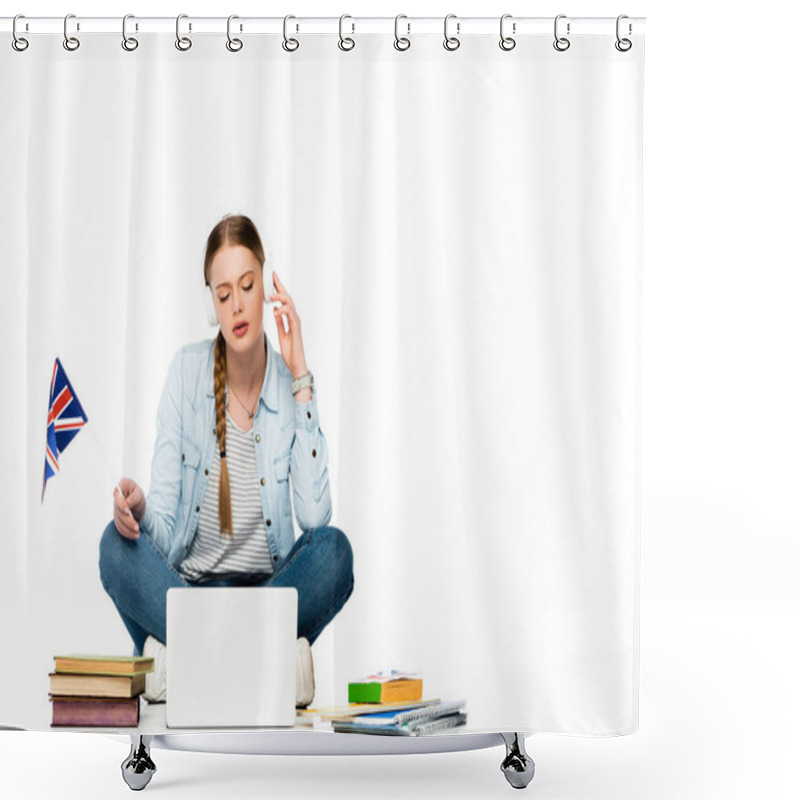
[204,288,218,327]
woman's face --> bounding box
[207,244,266,356]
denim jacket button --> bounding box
[255,434,261,443]
[195,506,200,513]
[204,469,209,476]
[260,477,265,486]
[273,554,279,562]
[266,518,272,527]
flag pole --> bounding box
[83,421,135,517]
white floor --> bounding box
[3,598,797,799]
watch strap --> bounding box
[292,371,314,396]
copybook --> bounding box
[331,699,467,736]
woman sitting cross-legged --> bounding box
[98,213,355,707]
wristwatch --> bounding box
[291,371,314,397]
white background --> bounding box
[1,2,798,799]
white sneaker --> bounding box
[296,637,315,708]
[142,635,167,703]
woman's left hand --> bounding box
[269,270,308,379]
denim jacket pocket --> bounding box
[273,451,291,517]
[180,439,202,510]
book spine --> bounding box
[54,657,153,675]
[54,668,152,677]
[49,673,143,698]
[51,698,140,727]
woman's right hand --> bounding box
[113,478,145,540]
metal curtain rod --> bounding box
[1,15,647,36]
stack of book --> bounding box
[331,698,468,736]
[49,654,154,727]
[296,669,468,736]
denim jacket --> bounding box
[140,334,331,570]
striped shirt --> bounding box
[179,407,274,583]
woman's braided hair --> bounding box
[203,214,266,538]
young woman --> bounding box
[98,214,354,707]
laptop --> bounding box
[165,586,298,728]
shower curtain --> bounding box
[0,18,644,735]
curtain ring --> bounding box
[226,15,243,52]
[443,13,460,51]
[176,13,192,51]
[499,13,516,51]
[339,14,355,51]
[12,14,29,52]
[122,14,139,51]
[283,15,299,51]
[553,14,570,52]
[63,13,80,51]
[615,15,632,52]
[394,14,411,51]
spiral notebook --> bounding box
[331,699,467,736]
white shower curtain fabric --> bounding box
[0,30,644,734]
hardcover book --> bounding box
[49,671,146,698]
[53,654,154,676]
[51,695,140,727]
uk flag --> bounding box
[42,358,88,502]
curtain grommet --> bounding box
[499,14,516,51]
[121,14,139,52]
[338,14,355,51]
[175,14,192,51]
[615,15,633,51]
[63,13,80,51]
[283,15,300,52]
[553,14,570,52]
[12,14,29,51]
[226,15,243,52]
[394,14,411,51]
[443,13,460,51]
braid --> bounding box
[204,213,267,537]
[213,332,234,538]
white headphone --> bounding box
[204,285,219,326]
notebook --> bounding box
[165,586,298,728]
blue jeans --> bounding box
[98,521,355,657]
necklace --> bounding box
[226,336,267,420]
[228,382,258,419]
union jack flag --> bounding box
[42,357,88,502]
